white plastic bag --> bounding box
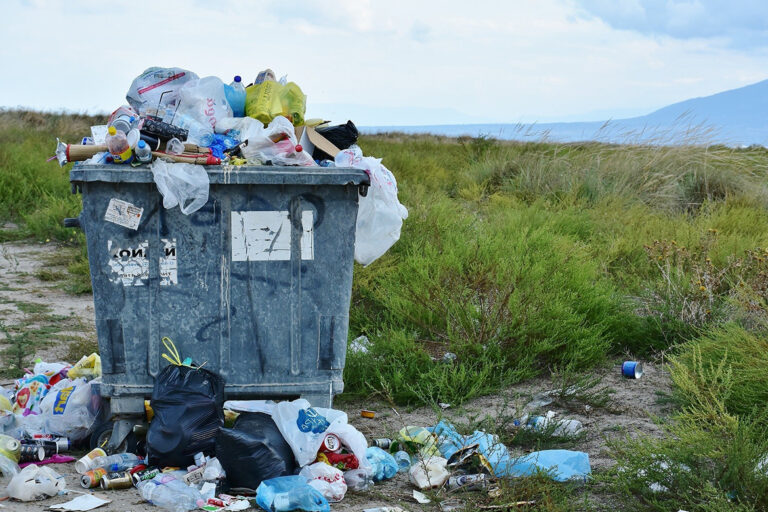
[241,116,313,166]
[151,160,210,215]
[271,399,369,470]
[176,76,233,132]
[300,462,347,502]
[37,378,100,441]
[126,67,199,111]
[6,465,66,501]
[335,146,408,266]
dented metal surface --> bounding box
[72,165,369,409]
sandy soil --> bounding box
[0,241,673,511]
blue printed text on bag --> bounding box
[297,407,330,433]
[53,386,75,415]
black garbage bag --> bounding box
[312,120,358,161]
[146,364,225,468]
[215,412,296,490]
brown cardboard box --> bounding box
[295,123,341,160]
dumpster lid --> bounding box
[70,165,370,187]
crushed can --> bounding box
[100,471,133,490]
[81,468,108,488]
[446,473,491,491]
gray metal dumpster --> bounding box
[69,164,369,449]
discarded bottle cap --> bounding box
[361,410,376,419]
[622,361,643,379]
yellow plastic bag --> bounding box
[245,81,283,126]
[245,81,307,127]
[67,353,102,379]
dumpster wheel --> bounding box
[90,421,141,454]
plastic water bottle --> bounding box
[225,76,246,117]
[344,469,374,491]
[393,450,411,473]
[140,477,203,512]
[90,453,142,472]
[162,110,214,147]
[105,126,132,163]
[135,140,152,163]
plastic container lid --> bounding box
[108,126,116,135]
[234,75,241,82]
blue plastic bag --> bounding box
[256,475,329,512]
[365,447,398,481]
[506,449,591,482]
[430,421,513,477]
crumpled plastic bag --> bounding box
[365,446,398,482]
[151,160,210,215]
[176,76,233,132]
[6,464,65,501]
[300,462,347,502]
[67,353,101,380]
[126,67,199,111]
[408,455,449,489]
[13,375,49,415]
[271,399,370,470]
[256,475,329,512]
[240,116,314,166]
[335,145,408,266]
[36,377,101,442]
[245,80,306,126]
[506,449,591,482]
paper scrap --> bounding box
[413,490,431,504]
[50,494,111,511]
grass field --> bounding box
[1,109,767,510]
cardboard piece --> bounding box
[295,123,341,161]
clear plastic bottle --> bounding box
[105,126,132,163]
[135,140,152,163]
[90,453,142,472]
[140,477,203,512]
[225,76,246,117]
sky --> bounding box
[1,0,767,125]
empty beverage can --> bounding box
[622,361,643,379]
[131,467,161,486]
[446,473,490,491]
[100,471,133,490]
[0,435,21,463]
[321,434,342,453]
[75,448,107,474]
[372,438,392,449]
[18,445,45,462]
[81,468,107,488]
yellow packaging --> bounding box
[0,395,11,412]
[0,434,21,463]
[68,353,102,379]
[245,81,283,126]
[280,82,306,126]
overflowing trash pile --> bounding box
[0,348,592,510]
[54,66,408,266]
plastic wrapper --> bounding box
[245,80,306,127]
[126,67,199,111]
[145,364,225,468]
[13,375,49,415]
[215,412,295,490]
[300,463,347,502]
[6,465,65,501]
[313,121,358,161]
[408,455,449,489]
[365,447,398,482]
[67,353,101,380]
[151,160,210,215]
[343,468,373,492]
[334,146,408,266]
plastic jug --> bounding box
[225,76,246,117]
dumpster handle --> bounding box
[358,184,368,197]
[63,217,81,229]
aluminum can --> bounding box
[446,473,490,491]
[100,471,133,490]
[81,468,107,488]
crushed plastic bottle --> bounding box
[139,474,203,512]
[90,453,143,472]
[225,76,246,118]
[524,411,583,437]
[256,475,330,512]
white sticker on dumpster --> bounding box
[104,198,143,230]
[108,240,149,286]
[160,238,178,286]
[231,211,314,261]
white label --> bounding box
[107,240,149,286]
[160,238,178,286]
[231,210,314,262]
[104,198,143,230]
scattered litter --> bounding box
[6,465,66,501]
[622,361,644,379]
[49,494,111,511]
[409,456,450,489]
[478,502,536,509]
[439,498,465,511]
[361,410,376,419]
[413,489,431,503]
[442,352,458,363]
[439,403,451,410]
[349,335,371,354]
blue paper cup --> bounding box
[622,361,643,379]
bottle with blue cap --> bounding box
[135,140,152,163]
[225,76,246,117]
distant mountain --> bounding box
[362,79,768,146]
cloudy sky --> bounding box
[1,0,766,125]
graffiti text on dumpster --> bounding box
[231,211,314,262]
[104,198,143,230]
[107,240,179,286]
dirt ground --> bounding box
[0,241,673,511]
